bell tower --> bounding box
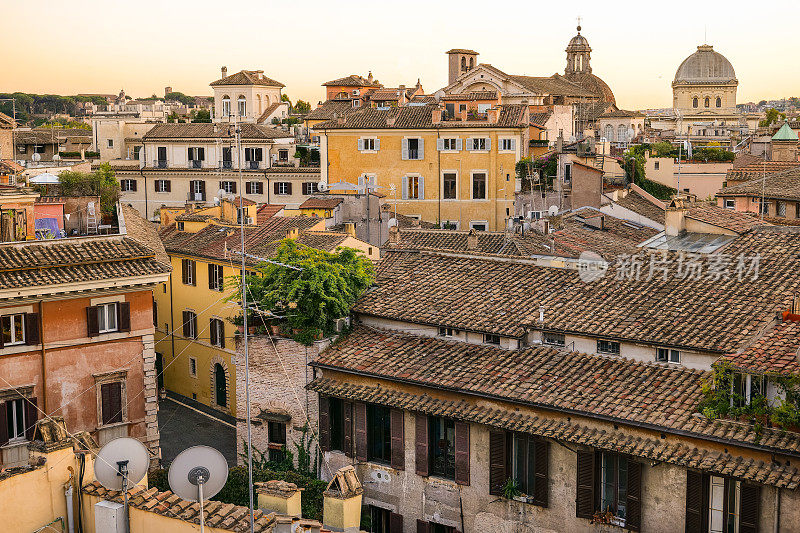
[565,24,592,76]
[446,49,479,86]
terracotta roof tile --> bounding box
[312,103,527,130]
[723,319,800,375]
[298,197,343,209]
[719,168,800,202]
[210,70,284,88]
[256,204,285,224]
[613,189,666,225]
[725,161,800,182]
[684,203,765,234]
[322,74,382,87]
[143,123,291,141]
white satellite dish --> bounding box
[52,153,61,161]
[548,205,559,216]
[95,437,150,531]
[32,152,42,162]
[217,189,226,199]
[317,181,328,192]
[213,196,220,206]
[168,446,228,532]
[387,217,397,228]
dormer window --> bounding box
[352,89,360,96]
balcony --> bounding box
[221,160,233,170]
[248,161,261,170]
[154,159,167,169]
[190,159,203,169]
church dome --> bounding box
[570,73,616,105]
[566,26,591,52]
[673,45,737,85]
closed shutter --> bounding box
[358,138,364,151]
[390,409,404,470]
[256,182,263,194]
[199,180,205,198]
[192,314,198,339]
[401,176,408,200]
[354,402,367,461]
[375,139,380,151]
[25,313,40,345]
[437,138,444,151]
[415,413,428,476]
[416,519,429,533]
[86,306,99,337]
[739,483,761,533]
[182,311,190,337]
[274,182,280,195]
[684,471,703,533]
[208,263,215,290]
[286,182,292,195]
[118,302,131,333]
[488,429,507,495]
[101,382,123,425]
[198,147,205,160]
[456,138,463,151]
[343,401,353,458]
[0,401,8,446]
[165,180,171,192]
[532,439,549,507]
[389,512,403,533]
[418,176,425,200]
[131,180,137,192]
[575,449,595,519]
[182,258,189,284]
[218,321,225,349]
[101,383,111,424]
[454,421,470,485]
[626,461,642,531]
[210,319,218,347]
[418,139,424,159]
[24,397,38,440]
[231,181,237,194]
[318,396,330,452]
[401,138,409,160]
[466,138,474,151]
[485,138,491,150]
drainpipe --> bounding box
[64,482,75,533]
[139,162,148,220]
[774,487,781,533]
[39,301,46,412]
[168,271,175,366]
[436,126,442,226]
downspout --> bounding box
[64,476,75,533]
[139,159,148,220]
[774,487,781,533]
[263,167,270,204]
[436,126,441,226]
[168,271,176,366]
[39,301,46,412]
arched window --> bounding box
[461,57,466,71]
[716,97,722,108]
[577,55,583,71]
[618,124,627,142]
[469,57,474,69]
[237,95,247,117]
[257,94,262,115]
[214,363,227,407]
[692,97,698,108]
[221,95,231,117]
[704,97,710,108]
[605,124,614,142]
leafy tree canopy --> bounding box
[55,163,120,214]
[293,100,311,114]
[760,107,786,128]
[164,91,194,105]
[190,109,212,123]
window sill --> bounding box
[96,420,129,431]
[1,438,28,449]
[358,151,379,154]
[425,475,458,487]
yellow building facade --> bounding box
[316,104,529,231]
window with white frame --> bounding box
[155,179,170,193]
[220,181,236,194]
[120,179,136,192]
[1,313,26,346]
[440,138,460,151]
[246,181,263,195]
[724,199,735,210]
[406,175,421,199]
[278,149,289,162]
[359,138,378,152]
[107,139,114,148]
[499,138,515,151]
[403,138,422,160]
[97,303,118,334]
[6,398,26,440]
[597,339,620,355]
[438,327,456,337]
[472,172,486,199]
[469,137,489,151]
[275,182,291,195]
[443,172,457,200]
[237,96,246,117]
[542,332,565,347]
[222,96,231,117]
[210,318,225,347]
[302,182,318,195]
[656,347,680,363]
[470,221,487,231]
[209,264,224,291]
[484,333,501,345]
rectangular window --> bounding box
[107,139,114,148]
[709,476,740,533]
[155,179,170,193]
[429,416,455,479]
[724,199,735,210]
[302,182,318,195]
[759,200,769,215]
[97,303,118,334]
[157,146,167,167]
[177,221,185,231]
[220,181,236,194]
[443,173,457,200]
[182,259,196,285]
[407,176,420,199]
[1,314,26,346]
[245,148,263,169]
[188,147,205,168]
[484,333,500,345]
[367,404,391,463]
[360,138,376,151]
[246,181,264,195]
[777,201,787,217]
[654,161,660,170]
[438,327,455,337]
[511,433,538,496]
[442,138,459,151]
[656,347,681,363]
[470,221,487,232]
[542,332,565,347]
[210,318,225,347]
[564,163,572,184]
[472,138,488,151]
[275,182,291,195]
[189,357,197,377]
[278,149,289,162]
[472,173,486,200]
[132,146,142,160]
[268,421,287,463]
[368,506,390,533]
[600,451,628,524]
[100,381,123,425]
[597,339,620,355]
[499,138,515,151]
[6,398,26,440]
[329,397,344,451]
[208,264,224,291]
[120,179,137,192]
[406,138,421,160]
[183,310,197,339]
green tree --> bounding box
[235,240,374,344]
[165,91,194,105]
[759,107,786,127]
[56,163,120,214]
[293,99,311,114]
[649,141,674,158]
[281,94,291,106]
[190,109,212,123]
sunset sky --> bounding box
[3,0,798,110]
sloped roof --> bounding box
[509,74,596,98]
[256,204,285,224]
[305,99,357,122]
[299,197,343,209]
[723,319,800,375]
[323,74,381,87]
[773,122,799,141]
[683,203,765,234]
[210,70,285,88]
[719,168,800,201]
[312,104,528,130]
[142,123,290,140]
[725,161,800,182]
[613,189,666,224]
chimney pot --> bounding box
[389,225,400,244]
[467,228,479,250]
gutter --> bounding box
[310,361,800,459]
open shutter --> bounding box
[466,138,474,151]
[182,259,189,284]
[418,176,425,200]
[192,314,198,339]
[456,138,463,151]
[318,396,330,452]
[401,176,409,200]
[274,182,280,195]
[375,139,380,151]
[231,181,237,194]
[182,311,190,337]
[401,138,409,160]
[418,139,424,159]
[532,439,549,507]
[210,319,218,347]
[357,138,364,151]
[343,401,353,458]
[165,180,171,192]
[25,397,38,440]
[454,421,470,485]
[575,449,596,519]
[86,306,99,337]
[416,520,429,533]
[626,461,642,531]
[199,180,205,198]
[101,383,112,424]
[390,409,405,470]
[489,430,507,495]
[739,483,761,533]
[510,139,516,151]
[218,321,225,349]
[358,175,365,192]
[389,512,403,533]
[415,413,428,476]
[208,263,215,289]
[685,471,703,533]
[118,302,131,333]
[131,180,137,192]
[0,401,8,446]
[354,402,367,461]
[437,138,444,151]
[257,182,263,194]
[25,313,40,345]
[219,181,224,190]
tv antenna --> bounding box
[168,445,229,533]
[94,437,150,533]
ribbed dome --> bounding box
[673,45,737,84]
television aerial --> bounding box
[94,437,150,532]
[168,445,229,533]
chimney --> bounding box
[287,227,299,240]
[487,107,500,123]
[389,224,400,244]
[367,71,373,84]
[221,66,228,79]
[467,228,479,250]
[432,108,443,124]
[556,133,564,154]
[344,222,356,238]
[256,70,264,80]
[322,466,363,533]
[256,480,302,517]
[398,84,406,93]
[665,196,689,236]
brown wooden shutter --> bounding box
[389,512,403,533]
[218,320,225,349]
[210,319,218,347]
[416,519,429,533]
[286,182,292,195]
[182,311,190,337]
[739,483,761,533]
[25,397,38,440]
[86,306,99,337]
[257,182,263,194]
[25,313,40,345]
[454,421,470,485]
[208,263,215,290]
[131,180,137,192]
[274,182,280,195]
[231,181,237,194]
[0,401,8,446]
[626,460,642,531]
[318,396,330,452]
[343,401,353,457]
[118,302,131,332]
[390,408,405,470]
[575,449,596,519]
[165,180,171,192]
[192,313,198,339]
[102,382,123,424]
[354,402,367,461]
[182,259,188,284]
[101,383,112,424]
[685,471,703,533]
[488,429,507,495]
[199,180,205,197]
[415,413,428,476]
[532,439,549,507]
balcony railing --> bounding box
[190,159,202,169]
[221,160,233,169]
[248,161,261,170]
[154,159,167,168]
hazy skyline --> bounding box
[3,0,799,110]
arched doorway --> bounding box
[214,363,227,407]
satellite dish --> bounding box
[169,446,228,532]
[217,189,226,199]
[317,181,328,192]
[213,196,220,205]
[52,153,61,161]
[32,153,42,162]
[387,217,397,228]
[548,205,559,216]
[95,437,149,491]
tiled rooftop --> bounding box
[725,161,800,182]
[723,319,800,375]
[311,103,528,130]
[210,70,285,88]
[683,203,765,234]
[719,168,800,202]
[142,123,292,141]
[613,189,666,225]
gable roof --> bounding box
[683,203,765,234]
[305,99,358,122]
[725,161,800,182]
[613,188,666,225]
[718,168,800,201]
[323,75,381,87]
[210,70,284,88]
[256,102,283,123]
[256,204,285,224]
